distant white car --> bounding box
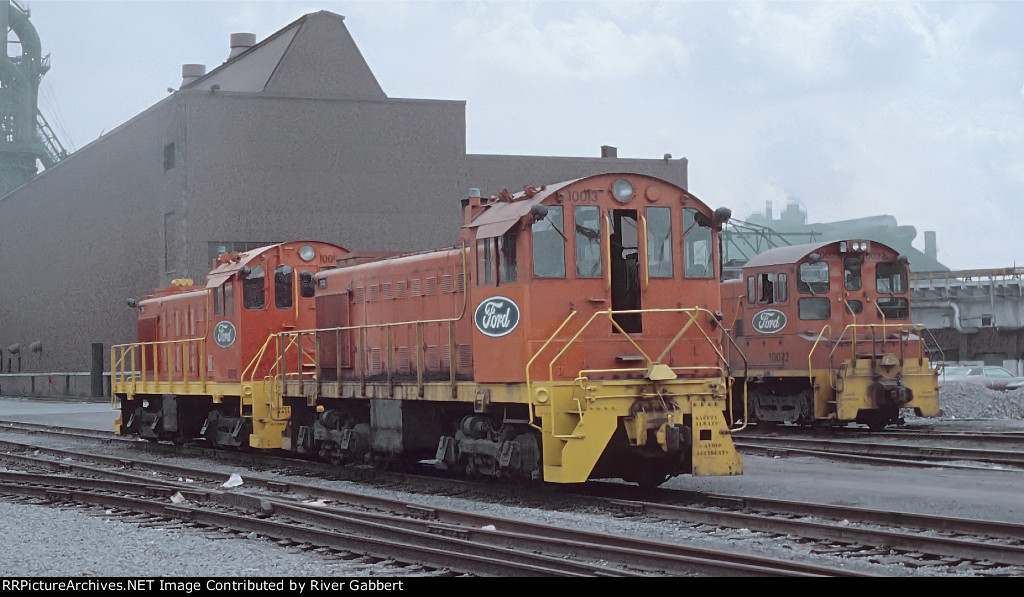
[942,365,1024,391]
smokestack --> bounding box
[180,64,206,88]
[924,230,937,261]
[228,33,256,60]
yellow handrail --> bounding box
[261,244,471,414]
[524,305,749,431]
[640,214,649,291]
[807,325,832,388]
[604,212,612,292]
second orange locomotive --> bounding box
[721,239,941,430]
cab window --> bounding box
[682,208,713,278]
[214,282,235,316]
[877,297,909,319]
[876,262,908,294]
[498,228,518,284]
[299,271,315,298]
[798,261,829,294]
[275,265,293,309]
[757,273,776,304]
[844,257,863,291]
[477,239,494,285]
[646,207,673,278]
[575,206,603,278]
[799,297,831,320]
[532,205,565,278]
[243,265,265,310]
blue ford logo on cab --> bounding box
[752,309,787,334]
[214,320,237,348]
[474,296,520,337]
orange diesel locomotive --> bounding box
[113,173,745,487]
[113,241,352,446]
[721,240,941,430]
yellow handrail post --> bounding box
[449,320,457,398]
[416,322,424,397]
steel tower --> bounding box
[0,1,66,196]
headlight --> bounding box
[300,245,315,261]
[612,178,634,203]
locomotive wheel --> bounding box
[371,454,391,471]
[864,411,889,431]
[635,469,669,489]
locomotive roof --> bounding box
[742,239,897,269]
[467,173,703,239]
[205,241,346,288]
[468,178,580,239]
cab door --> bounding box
[610,209,641,332]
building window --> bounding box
[163,142,175,171]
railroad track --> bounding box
[732,434,1024,470]
[0,447,847,577]
[6,419,1024,575]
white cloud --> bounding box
[452,5,689,82]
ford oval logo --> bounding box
[474,296,520,337]
[214,320,237,348]
[751,309,787,334]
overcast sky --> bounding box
[22,0,1024,271]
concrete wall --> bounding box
[0,372,109,401]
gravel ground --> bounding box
[0,499,428,577]
[1,382,1021,578]
[934,381,1024,420]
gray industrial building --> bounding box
[722,199,947,277]
[0,10,688,377]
